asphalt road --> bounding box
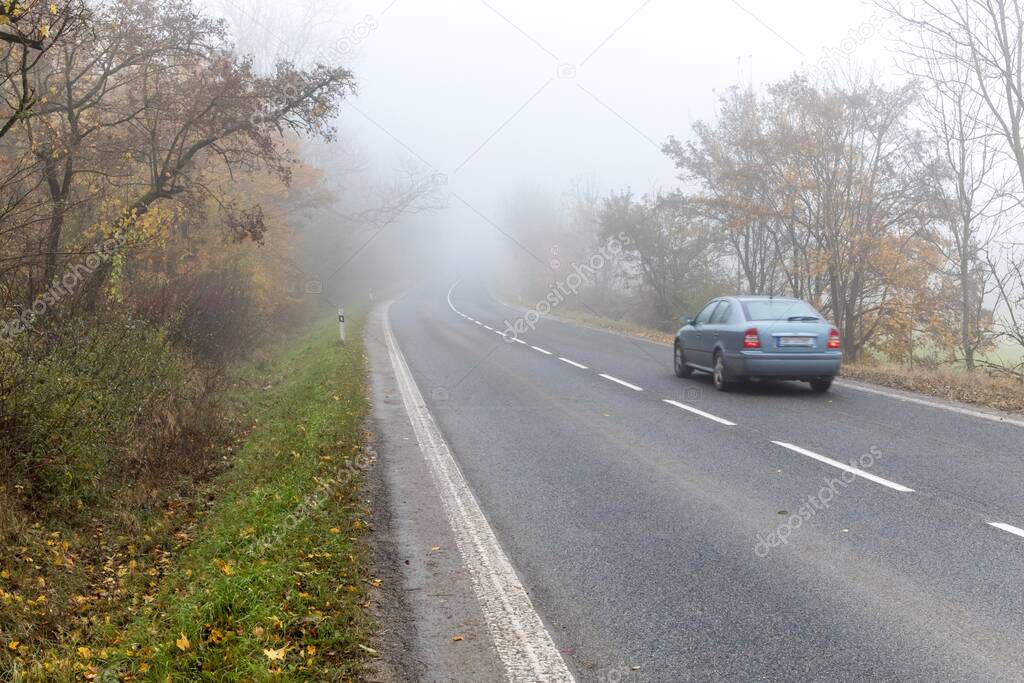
[387,277,1024,682]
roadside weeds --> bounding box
[3,318,377,681]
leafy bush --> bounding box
[135,262,266,372]
[0,313,211,514]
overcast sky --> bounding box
[342,1,889,199]
[212,0,897,273]
[217,1,893,195]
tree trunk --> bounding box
[961,276,975,371]
[39,148,73,296]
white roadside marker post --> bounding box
[338,306,347,345]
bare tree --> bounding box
[875,0,1024,193]
[876,0,1024,368]
[920,55,1009,369]
[987,246,1024,377]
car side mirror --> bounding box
[682,316,694,326]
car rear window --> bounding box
[740,299,820,321]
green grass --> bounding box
[9,317,376,681]
[980,340,1024,367]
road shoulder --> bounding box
[364,303,507,682]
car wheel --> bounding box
[674,342,693,378]
[810,377,833,393]
[712,352,731,391]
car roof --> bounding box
[734,295,803,302]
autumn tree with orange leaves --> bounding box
[660,73,972,364]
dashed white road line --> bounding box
[384,304,575,682]
[988,522,1024,539]
[663,399,736,426]
[771,441,914,493]
[445,280,1024,560]
[599,374,643,392]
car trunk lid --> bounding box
[752,321,834,353]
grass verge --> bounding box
[840,362,1024,414]
[7,317,375,681]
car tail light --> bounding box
[743,328,761,348]
[828,328,841,349]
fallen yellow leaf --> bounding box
[452,635,464,642]
[7,641,19,651]
[263,646,287,661]
[175,634,190,651]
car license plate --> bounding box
[779,336,814,347]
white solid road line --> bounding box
[383,305,575,683]
[599,374,643,392]
[531,345,553,355]
[483,324,493,331]
[771,441,915,493]
[836,379,1024,429]
[512,338,527,345]
[988,522,1024,539]
[662,399,736,426]
[446,279,463,315]
[559,357,589,370]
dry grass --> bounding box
[841,362,1024,415]
[552,309,675,346]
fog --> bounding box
[191,0,1024,369]
[211,0,891,290]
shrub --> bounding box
[0,313,211,514]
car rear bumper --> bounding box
[726,351,842,379]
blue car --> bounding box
[674,296,843,392]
